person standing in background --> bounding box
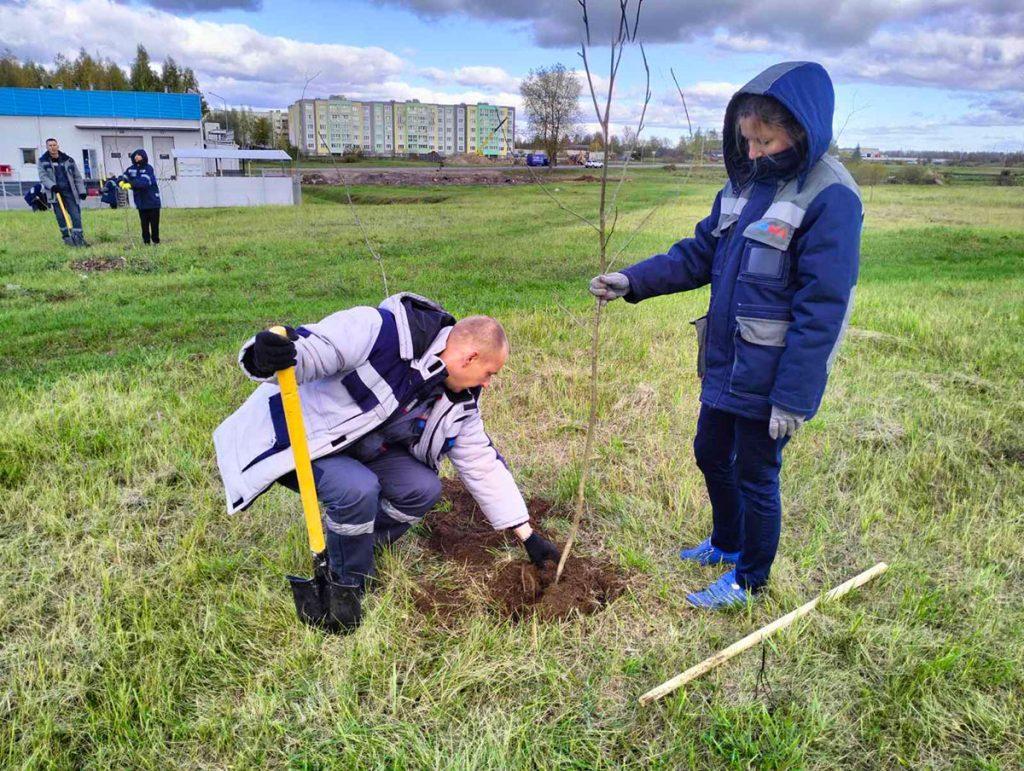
[120,148,162,245]
[37,138,89,247]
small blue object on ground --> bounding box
[686,569,751,609]
[679,537,740,566]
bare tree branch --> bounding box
[606,41,651,245]
[632,0,644,42]
[577,0,591,46]
[834,91,869,147]
[553,294,591,330]
[670,68,693,138]
[607,202,664,269]
[606,204,621,247]
[524,164,600,233]
[556,0,645,584]
[607,68,702,273]
[578,45,604,139]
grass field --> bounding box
[1,169,1023,768]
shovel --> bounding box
[53,190,77,246]
[270,326,361,633]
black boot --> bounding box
[287,555,363,633]
[326,580,363,632]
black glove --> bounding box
[79,193,87,201]
[523,532,561,568]
[250,326,298,376]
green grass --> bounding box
[1,169,1023,768]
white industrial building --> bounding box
[0,87,297,208]
[0,87,204,186]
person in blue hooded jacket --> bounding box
[119,148,162,244]
[590,62,862,609]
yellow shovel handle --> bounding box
[54,191,72,230]
[269,326,326,554]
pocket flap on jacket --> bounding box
[742,218,795,250]
[736,316,790,347]
[746,247,784,277]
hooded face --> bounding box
[738,116,794,160]
[722,61,835,186]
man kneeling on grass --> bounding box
[214,293,559,627]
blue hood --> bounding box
[131,148,148,165]
[722,61,834,188]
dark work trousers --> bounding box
[280,447,441,588]
[138,208,161,244]
[51,190,82,242]
[692,404,791,591]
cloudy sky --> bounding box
[2,0,1022,151]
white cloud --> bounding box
[380,0,1024,94]
[353,80,522,109]
[0,0,534,110]
[712,26,1024,93]
[0,0,405,105]
[419,65,521,91]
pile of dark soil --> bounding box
[71,257,126,272]
[415,480,626,622]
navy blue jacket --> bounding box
[24,183,49,211]
[120,148,161,210]
[100,177,120,208]
[621,62,862,421]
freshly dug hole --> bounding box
[417,480,627,621]
[489,556,625,621]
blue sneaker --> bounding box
[679,537,740,566]
[686,570,751,609]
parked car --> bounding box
[584,159,605,168]
[526,152,550,167]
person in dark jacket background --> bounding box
[590,62,862,609]
[23,183,49,212]
[37,138,89,246]
[120,148,162,244]
[100,176,122,209]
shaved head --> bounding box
[448,315,509,356]
[440,316,509,391]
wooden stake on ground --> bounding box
[638,562,889,705]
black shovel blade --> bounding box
[287,573,362,634]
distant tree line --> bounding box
[519,63,1022,168]
[521,126,725,162]
[885,149,1023,166]
[206,108,284,150]
[0,45,205,110]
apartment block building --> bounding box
[287,96,514,158]
[250,109,289,146]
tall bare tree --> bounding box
[553,0,651,582]
[520,63,582,166]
